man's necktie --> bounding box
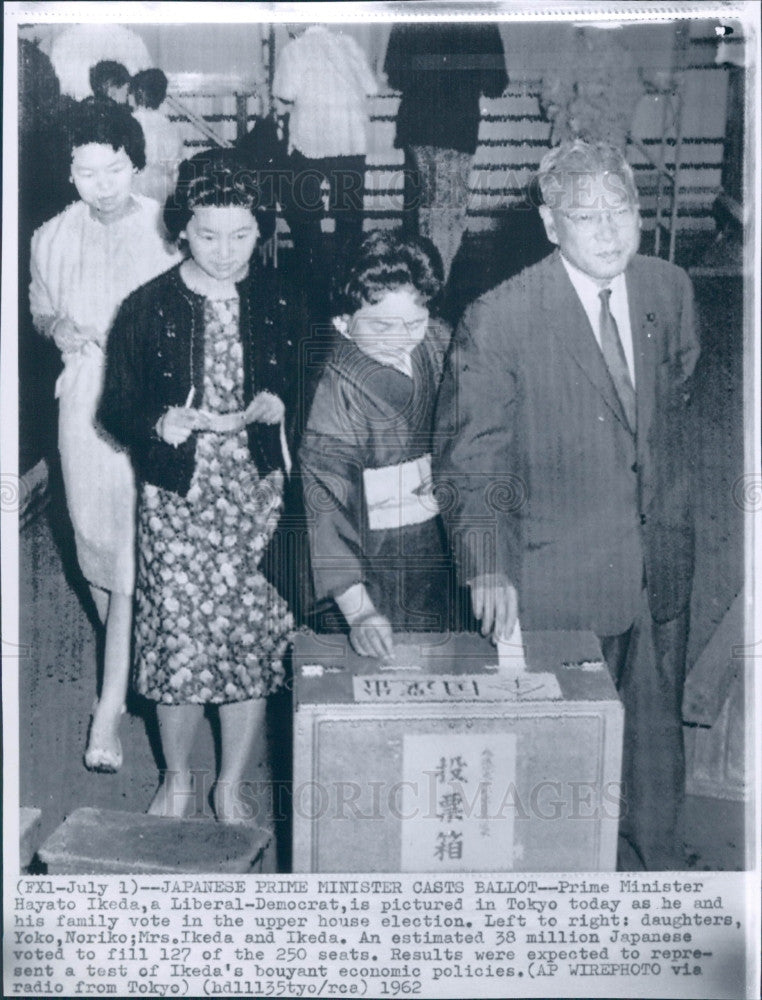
[599,288,636,430]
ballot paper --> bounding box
[496,617,527,672]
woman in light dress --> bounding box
[29,97,180,771]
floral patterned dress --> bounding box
[133,294,293,705]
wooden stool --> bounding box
[20,806,42,869]
[38,807,270,874]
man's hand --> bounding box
[469,573,519,643]
[244,391,285,426]
[349,613,394,659]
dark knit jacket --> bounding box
[98,262,308,497]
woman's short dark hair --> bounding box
[67,96,146,170]
[89,60,130,97]
[130,68,168,110]
[333,230,444,316]
[164,147,276,244]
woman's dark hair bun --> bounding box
[164,146,276,243]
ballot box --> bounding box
[292,631,623,872]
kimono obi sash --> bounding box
[363,454,440,531]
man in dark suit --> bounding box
[434,140,699,870]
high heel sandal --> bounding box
[84,700,126,773]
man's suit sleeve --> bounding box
[639,260,700,625]
[677,266,700,386]
[433,290,522,585]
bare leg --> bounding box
[85,588,132,772]
[213,698,267,824]
[147,704,204,818]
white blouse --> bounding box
[272,26,379,159]
[30,195,179,341]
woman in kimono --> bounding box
[299,230,458,659]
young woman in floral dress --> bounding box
[99,150,300,822]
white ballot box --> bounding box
[291,631,623,872]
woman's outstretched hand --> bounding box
[335,582,395,659]
[244,391,285,426]
[156,407,199,446]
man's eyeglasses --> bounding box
[560,205,638,231]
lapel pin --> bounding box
[646,312,656,323]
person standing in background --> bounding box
[48,22,152,101]
[19,39,77,471]
[384,23,507,279]
[89,60,131,105]
[272,24,378,286]
[129,68,185,204]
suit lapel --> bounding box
[543,253,633,433]
[626,259,658,453]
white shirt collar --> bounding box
[559,253,636,386]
